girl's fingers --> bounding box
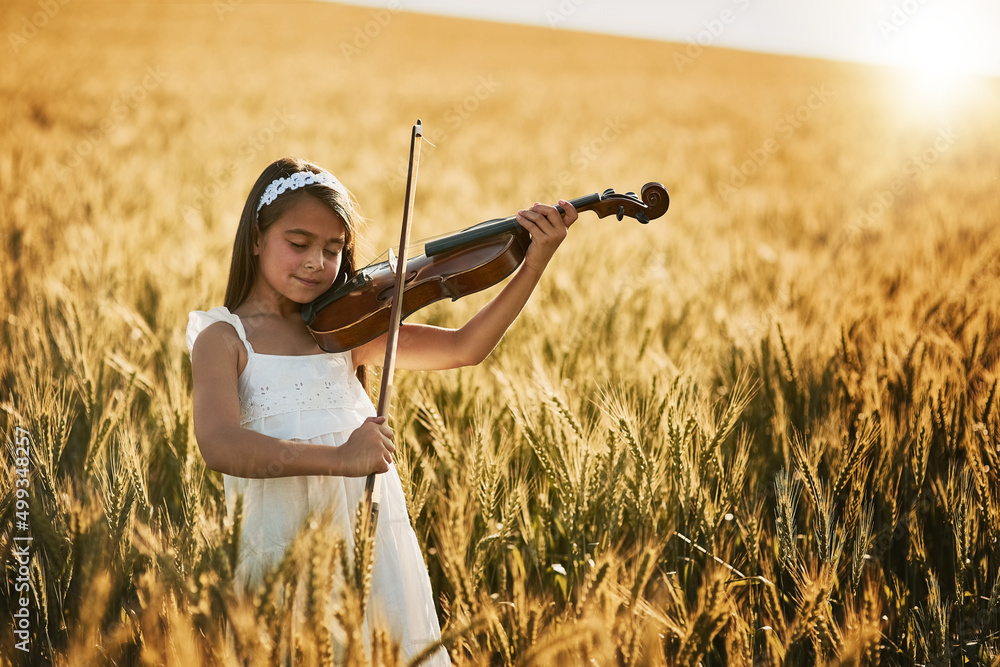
[363,415,393,441]
[517,204,571,237]
[515,201,576,270]
[557,200,579,226]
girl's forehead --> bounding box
[272,195,348,239]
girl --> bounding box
[186,156,577,663]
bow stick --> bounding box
[365,119,423,533]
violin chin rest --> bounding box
[302,272,369,325]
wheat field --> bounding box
[2,0,1000,664]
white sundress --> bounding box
[186,306,449,665]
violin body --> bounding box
[303,225,530,352]
[302,182,669,353]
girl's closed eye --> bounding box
[289,241,339,257]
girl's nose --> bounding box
[305,248,324,271]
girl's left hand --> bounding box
[515,200,578,273]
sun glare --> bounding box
[881,3,992,115]
[894,67,980,118]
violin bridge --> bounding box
[387,247,398,277]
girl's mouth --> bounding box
[295,276,320,287]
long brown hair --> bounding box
[224,157,369,388]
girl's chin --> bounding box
[289,290,324,305]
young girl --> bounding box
[186,156,577,663]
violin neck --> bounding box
[424,192,602,257]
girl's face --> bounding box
[253,194,347,305]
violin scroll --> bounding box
[639,182,669,223]
[562,182,669,224]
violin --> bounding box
[301,182,669,353]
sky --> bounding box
[333,0,1000,77]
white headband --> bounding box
[257,170,341,212]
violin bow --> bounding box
[365,119,423,533]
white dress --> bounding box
[186,306,449,665]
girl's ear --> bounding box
[251,226,261,255]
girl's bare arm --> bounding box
[191,322,393,478]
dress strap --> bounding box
[186,306,255,356]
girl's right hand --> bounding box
[340,416,395,476]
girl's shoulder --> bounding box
[186,306,249,357]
